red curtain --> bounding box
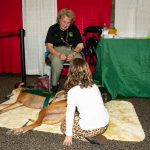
[0,0,111,74]
[58,0,112,74]
[58,0,112,35]
[0,0,22,73]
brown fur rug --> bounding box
[0,95,145,142]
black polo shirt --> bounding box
[45,23,83,48]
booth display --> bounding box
[94,38,150,99]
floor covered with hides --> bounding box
[0,73,150,150]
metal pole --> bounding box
[19,28,26,86]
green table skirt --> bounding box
[94,38,150,99]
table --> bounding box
[94,38,150,99]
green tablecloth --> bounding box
[94,38,150,99]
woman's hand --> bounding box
[59,53,67,60]
[63,136,72,146]
[66,52,76,61]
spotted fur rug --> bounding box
[0,96,145,142]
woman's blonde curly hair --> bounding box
[57,8,75,24]
[64,58,93,91]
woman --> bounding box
[61,58,109,146]
[45,8,83,93]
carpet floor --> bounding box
[0,73,150,150]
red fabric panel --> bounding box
[58,0,112,75]
[0,0,22,73]
[57,0,112,35]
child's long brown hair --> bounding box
[64,58,93,91]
